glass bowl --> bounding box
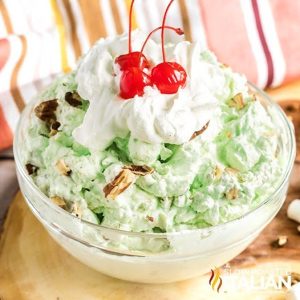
[14,84,296,283]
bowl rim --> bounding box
[14,83,296,238]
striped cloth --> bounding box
[0,0,300,151]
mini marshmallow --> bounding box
[286,282,300,300]
[287,199,300,223]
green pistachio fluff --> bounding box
[22,52,284,233]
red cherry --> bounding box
[115,1,149,71]
[115,0,186,99]
[115,51,150,70]
[119,67,151,99]
[150,0,187,95]
[151,62,187,94]
[116,25,184,72]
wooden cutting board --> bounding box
[0,81,300,300]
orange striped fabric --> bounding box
[78,0,106,44]
[50,0,71,73]
[178,0,192,41]
[62,0,82,59]
[10,35,27,111]
[0,0,300,151]
[111,0,123,35]
[0,38,9,70]
[199,0,259,84]
[0,0,13,34]
[0,104,13,150]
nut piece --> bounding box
[297,225,300,234]
[228,93,245,110]
[49,129,57,137]
[51,121,61,130]
[65,91,82,107]
[271,235,288,248]
[49,121,61,137]
[56,159,71,176]
[225,131,233,139]
[123,165,154,176]
[225,187,239,200]
[146,216,154,222]
[213,166,223,180]
[70,202,82,218]
[25,163,39,175]
[190,121,210,141]
[34,99,58,124]
[103,169,136,200]
[51,196,67,209]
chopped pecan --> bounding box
[49,129,57,137]
[51,121,61,130]
[225,187,239,200]
[65,91,82,107]
[189,121,210,141]
[34,100,58,124]
[49,121,61,137]
[51,196,67,209]
[228,93,245,110]
[55,159,71,176]
[103,169,135,200]
[123,165,154,176]
[25,163,39,175]
[146,216,154,222]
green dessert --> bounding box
[22,29,283,233]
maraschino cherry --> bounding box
[115,0,184,99]
[116,52,150,71]
[115,0,149,71]
[114,0,148,99]
[151,0,187,94]
[118,25,184,99]
[119,68,151,99]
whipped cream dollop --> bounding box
[73,30,245,150]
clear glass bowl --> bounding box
[14,85,296,283]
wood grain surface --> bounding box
[0,81,300,300]
[1,192,300,300]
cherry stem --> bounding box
[140,26,184,55]
[161,0,174,62]
[128,0,135,53]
